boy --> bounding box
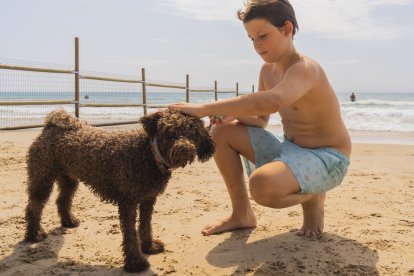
[169,0,351,238]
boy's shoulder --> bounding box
[295,55,321,69]
[260,54,323,72]
[289,55,325,77]
[259,62,274,71]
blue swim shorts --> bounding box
[243,126,350,194]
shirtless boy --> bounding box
[169,0,351,238]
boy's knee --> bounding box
[249,173,283,208]
[210,124,231,144]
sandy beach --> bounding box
[0,127,413,275]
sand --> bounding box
[0,127,413,276]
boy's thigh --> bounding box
[249,160,301,197]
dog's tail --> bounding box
[44,108,85,130]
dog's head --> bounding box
[140,110,215,169]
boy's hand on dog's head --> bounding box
[168,103,206,118]
[168,103,236,125]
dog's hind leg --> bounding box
[118,202,150,272]
[139,197,165,254]
[56,173,80,228]
[25,173,55,242]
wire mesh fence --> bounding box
[79,76,143,125]
[0,39,254,130]
[0,59,75,129]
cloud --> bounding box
[140,60,173,65]
[158,0,413,41]
[145,38,172,43]
[197,53,259,66]
[215,59,259,66]
[327,59,360,66]
[157,0,241,21]
[294,0,413,40]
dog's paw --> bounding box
[61,217,80,228]
[25,229,47,243]
[142,239,165,254]
[124,257,150,272]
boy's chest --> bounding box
[279,90,329,124]
[263,75,283,90]
[262,66,284,90]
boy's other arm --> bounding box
[236,115,269,128]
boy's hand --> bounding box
[168,103,206,118]
[168,103,235,124]
[209,115,236,125]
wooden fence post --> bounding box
[186,74,189,103]
[141,68,147,115]
[74,37,80,117]
[214,80,218,101]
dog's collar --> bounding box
[151,137,171,170]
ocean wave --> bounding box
[2,92,414,132]
[341,99,414,107]
[339,105,414,132]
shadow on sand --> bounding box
[0,227,156,276]
[1,226,379,275]
[206,230,379,275]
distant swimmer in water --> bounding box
[350,92,356,102]
[84,95,89,100]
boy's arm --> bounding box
[206,61,314,115]
[169,61,315,118]
[236,115,269,128]
[236,65,270,128]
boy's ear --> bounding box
[283,20,293,36]
[139,111,162,137]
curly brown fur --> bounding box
[24,108,214,273]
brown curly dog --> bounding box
[24,109,215,272]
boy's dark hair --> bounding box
[237,0,299,37]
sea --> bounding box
[1,91,414,144]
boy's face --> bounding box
[244,18,290,63]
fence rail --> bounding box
[0,64,73,74]
[80,75,143,84]
[0,100,75,106]
[0,37,255,130]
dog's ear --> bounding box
[139,111,162,137]
[197,128,215,162]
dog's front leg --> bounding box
[118,203,149,272]
[139,197,165,254]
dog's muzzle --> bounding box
[151,137,196,170]
[168,138,196,168]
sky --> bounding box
[1,0,414,93]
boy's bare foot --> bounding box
[201,213,257,235]
[297,192,326,238]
